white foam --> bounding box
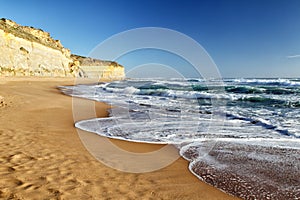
[63,78,300,200]
[231,78,300,86]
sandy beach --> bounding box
[0,77,240,200]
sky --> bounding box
[0,0,300,78]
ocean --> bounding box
[60,78,300,199]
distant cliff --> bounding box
[0,18,125,79]
[71,54,124,79]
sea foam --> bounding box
[60,78,300,199]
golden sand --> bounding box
[0,77,240,199]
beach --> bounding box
[0,77,240,199]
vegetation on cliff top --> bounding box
[0,18,124,71]
[71,54,123,67]
[0,18,66,52]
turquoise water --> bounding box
[60,78,300,199]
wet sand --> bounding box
[0,77,240,199]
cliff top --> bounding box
[71,54,123,68]
[0,18,124,69]
[0,18,67,52]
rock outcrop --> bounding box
[0,18,125,79]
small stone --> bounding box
[0,96,5,107]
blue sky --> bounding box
[1,0,300,78]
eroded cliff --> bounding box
[71,54,125,79]
[0,18,125,79]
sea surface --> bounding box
[60,78,300,200]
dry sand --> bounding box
[0,77,240,200]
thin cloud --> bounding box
[287,54,300,58]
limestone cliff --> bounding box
[0,18,125,79]
[0,18,75,77]
[71,55,125,80]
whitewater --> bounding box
[60,78,300,200]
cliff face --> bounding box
[0,18,125,79]
[0,18,75,77]
[71,55,125,80]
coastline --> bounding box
[0,77,240,199]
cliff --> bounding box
[0,18,125,79]
[71,55,125,79]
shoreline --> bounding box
[0,77,240,199]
